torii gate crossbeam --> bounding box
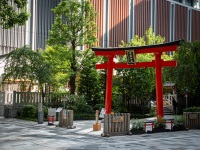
[92,40,182,118]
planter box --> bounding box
[184,112,200,129]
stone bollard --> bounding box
[38,103,44,124]
[67,110,75,129]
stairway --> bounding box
[163,106,174,115]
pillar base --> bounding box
[93,123,101,131]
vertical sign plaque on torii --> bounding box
[126,50,136,64]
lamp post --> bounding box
[61,96,67,109]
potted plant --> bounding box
[130,119,145,134]
[172,115,186,131]
[153,116,166,132]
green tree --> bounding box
[47,0,97,94]
[165,41,200,106]
[2,46,51,95]
[42,46,71,92]
[112,27,166,113]
[0,0,30,29]
[77,49,102,106]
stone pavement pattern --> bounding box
[0,117,200,150]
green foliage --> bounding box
[183,106,200,112]
[42,46,71,90]
[64,94,94,114]
[74,113,94,120]
[47,0,98,94]
[173,115,185,126]
[93,103,104,111]
[154,116,166,129]
[17,105,48,120]
[112,27,165,113]
[0,0,30,29]
[3,46,51,90]
[131,119,144,130]
[164,41,200,105]
[78,49,103,106]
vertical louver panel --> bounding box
[33,0,60,50]
[175,5,187,41]
[108,0,129,47]
[0,0,61,55]
[192,10,200,41]
[156,0,170,42]
[0,0,27,54]
[90,0,104,47]
[134,0,151,38]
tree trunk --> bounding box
[69,75,76,94]
[69,40,77,95]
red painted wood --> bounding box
[94,45,178,56]
[96,60,177,69]
[105,55,114,114]
[155,52,164,117]
[92,40,181,117]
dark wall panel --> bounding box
[156,0,170,42]
[192,10,200,41]
[174,5,187,41]
[109,0,129,47]
[134,0,151,38]
[35,0,60,50]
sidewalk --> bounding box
[1,116,200,150]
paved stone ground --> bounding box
[0,117,200,150]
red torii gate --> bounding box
[92,40,182,118]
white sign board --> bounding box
[56,107,62,112]
[48,108,56,120]
[99,108,105,119]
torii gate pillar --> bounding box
[155,52,164,116]
[105,55,114,114]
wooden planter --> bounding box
[102,113,130,137]
[184,112,200,129]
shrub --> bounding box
[74,113,95,120]
[154,116,166,129]
[20,105,37,118]
[173,115,185,127]
[17,104,48,121]
[131,119,144,130]
[183,106,200,112]
[93,103,104,111]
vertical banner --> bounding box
[126,50,136,64]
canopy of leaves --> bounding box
[42,46,71,91]
[3,46,51,88]
[112,27,166,113]
[0,0,30,29]
[47,0,98,94]
[47,0,97,47]
[165,41,200,97]
[77,49,102,106]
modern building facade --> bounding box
[90,0,200,47]
[0,0,60,75]
[0,0,200,57]
[0,0,60,56]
